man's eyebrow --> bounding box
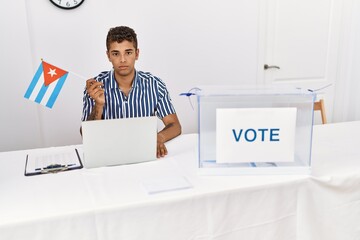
[110,49,134,53]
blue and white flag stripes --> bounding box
[24,61,68,109]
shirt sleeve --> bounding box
[81,87,94,121]
[156,79,176,119]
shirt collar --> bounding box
[109,69,138,89]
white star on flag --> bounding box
[48,68,57,77]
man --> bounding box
[81,26,181,158]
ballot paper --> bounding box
[25,146,83,176]
[142,176,193,194]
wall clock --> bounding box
[49,0,85,10]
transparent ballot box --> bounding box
[196,86,316,175]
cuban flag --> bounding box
[24,60,68,109]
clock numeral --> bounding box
[51,0,83,8]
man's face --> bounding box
[107,40,139,79]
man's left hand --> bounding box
[157,134,168,158]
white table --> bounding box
[0,121,359,240]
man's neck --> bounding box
[115,70,135,89]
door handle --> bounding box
[264,64,280,70]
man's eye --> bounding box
[126,51,133,55]
[112,52,119,56]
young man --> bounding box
[81,26,181,158]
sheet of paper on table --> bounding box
[142,175,193,194]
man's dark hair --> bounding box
[106,26,138,51]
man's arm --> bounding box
[87,104,104,121]
[84,79,105,121]
[157,113,181,158]
[80,79,105,135]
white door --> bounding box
[257,0,343,123]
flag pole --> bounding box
[41,58,88,80]
[68,71,88,80]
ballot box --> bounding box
[195,86,316,175]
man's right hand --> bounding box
[86,79,105,105]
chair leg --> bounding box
[319,99,327,124]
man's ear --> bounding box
[135,49,140,60]
[106,51,111,61]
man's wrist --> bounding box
[95,102,105,110]
[157,133,166,143]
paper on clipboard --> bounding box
[24,146,83,176]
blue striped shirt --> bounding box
[81,70,176,121]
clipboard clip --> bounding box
[41,164,68,174]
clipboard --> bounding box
[24,147,83,176]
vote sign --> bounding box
[216,108,297,163]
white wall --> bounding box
[0,0,43,151]
[332,0,360,122]
[0,0,260,151]
[1,0,360,152]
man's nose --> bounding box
[120,54,126,62]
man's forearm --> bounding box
[87,104,104,120]
[157,122,181,143]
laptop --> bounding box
[81,116,157,168]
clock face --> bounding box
[49,0,85,10]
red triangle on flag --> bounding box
[42,61,68,86]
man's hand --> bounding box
[86,79,105,105]
[157,133,168,158]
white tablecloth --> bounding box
[0,121,359,240]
